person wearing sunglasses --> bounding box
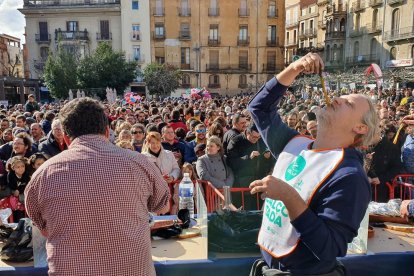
[189,124,207,149]
[131,123,146,153]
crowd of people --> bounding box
[1,82,414,218]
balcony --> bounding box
[33,59,46,71]
[179,31,191,40]
[285,39,297,47]
[317,0,329,4]
[266,38,281,47]
[35,33,51,44]
[286,20,299,28]
[346,54,380,65]
[388,0,405,5]
[326,4,347,14]
[23,0,120,7]
[366,23,382,34]
[131,31,141,41]
[318,20,326,29]
[205,64,252,72]
[299,30,306,39]
[267,8,278,18]
[238,8,249,17]
[349,28,365,37]
[55,30,88,41]
[152,7,165,16]
[299,11,319,21]
[178,7,191,17]
[369,0,383,6]
[96,32,112,41]
[208,8,220,16]
[325,31,346,40]
[208,37,220,46]
[237,36,250,46]
[153,32,165,40]
[208,83,221,89]
[180,63,193,70]
[262,63,283,73]
[383,26,414,42]
[350,1,366,12]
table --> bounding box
[0,228,413,275]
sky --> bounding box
[0,0,25,44]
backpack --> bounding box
[0,218,33,262]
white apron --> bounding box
[258,136,344,258]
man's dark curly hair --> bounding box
[59,98,108,139]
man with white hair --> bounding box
[38,119,67,158]
[248,53,379,275]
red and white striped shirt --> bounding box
[25,135,170,275]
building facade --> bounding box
[285,0,300,64]
[20,0,122,79]
[149,0,285,95]
[0,34,24,78]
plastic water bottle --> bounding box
[179,173,194,218]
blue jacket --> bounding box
[248,78,371,274]
[401,135,414,173]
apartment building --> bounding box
[120,0,151,94]
[0,34,24,78]
[382,0,414,69]
[285,0,300,64]
[19,0,122,79]
[149,0,285,95]
[297,0,321,56]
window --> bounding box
[268,25,277,43]
[155,47,165,64]
[209,0,219,16]
[355,14,361,30]
[181,47,190,68]
[239,75,247,88]
[209,25,219,39]
[268,1,276,17]
[310,20,314,31]
[40,47,49,60]
[133,46,141,61]
[155,23,165,38]
[209,50,219,69]
[372,9,378,28]
[390,47,397,60]
[267,51,276,70]
[209,75,220,86]
[182,74,191,86]
[370,38,377,59]
[132,0,139,10]
[391,9,400,33]
[412,44,414,58]
[100,20,110,40]
[39,22,48,41]
[66,21,79,32]
[239,25,248,40]
[239,50,248,69]
[180,0,190,16]
[132,25,140,40]
[155,0,163,15]
[353,41,359,58]
[326,45,330,61]
[240,0,248,16]
[180,23,190,39]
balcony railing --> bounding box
[299,11,319,21]
[266,38,280,46]
[383,26,414,42]
[152,7,165,16]
[35,33,51,43]
[24,0,120,7]
[349,28,365,37]
[285,39,297,46]
[205,64,252,71]
[180,63,192,70]
[179,31,191,40]
[55,30,88,41]
[33,59,46,71]
[237,36,250,46]
[267,8,278,18]
[346,54,379,65]
[300,29,317,39]
[350,1,366,12]
[208,37,220,46]
[262,63,283,73]
[388,0,405,5]
[286,20,299,28]
[366,23,382,34]
[178,7,191,16]
[326,4,347,14]
[208,83,221,89]
[208,8,220,16]
[133,54,145,64]
[131,31,141,41]
[153,32,166,40]
[96,32,112,41]
[238,8,249,17]
[369,0,383,6]
[325,31,346,39]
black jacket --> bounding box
[38,132,68,159]
[222,128,241,155]
[7,171,31,194]
[0,142,38,164]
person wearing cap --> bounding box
[24,94,40,115]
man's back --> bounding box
[25,135,169,275]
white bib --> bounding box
[258,136,344,258]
